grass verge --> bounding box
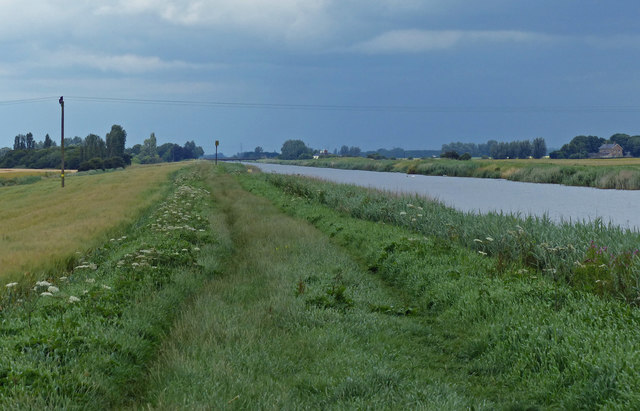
[0,163,184,279]
[0,164,228,409]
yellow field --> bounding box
[0,163,185,279]
[0,169,67,179]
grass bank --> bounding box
[261,172,640,304]
[263,156,640,189]
[0,163,183,279]
[136,164,640,408]
[0,164,227,408]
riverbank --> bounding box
[261,156,640,190]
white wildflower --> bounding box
[485,237,494,242]
[59,276,68,281]
[478,251,487,256]
[36,280,51,287]
[399,211,407,216]
[47,286,59,293]
[102,285,112,290]
[473,239,483,243]
[86,278,95,284]
[193,247,200,252]
[5,282,18,288]
[68,295,80,303]
[40,292,53,297]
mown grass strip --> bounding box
[0,164,228,409]
[138,165,495,409]
[0,163,184,279]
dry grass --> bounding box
[0,162,185,279]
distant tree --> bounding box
[255,146,264,153]
[43,134,53,148]
[441,150,460,160]
[106,125,126,158]
[138,133,161,164]
[340,145,349,156]
[348,146,361,157]
[280,139,312,160]
[532,137,547,159]
[26,133,35,150]
[82,134,106,161]
[459,152,472,160]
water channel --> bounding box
[249,163,640,231]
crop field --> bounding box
[2,161,640,408]
[0,163,183,279]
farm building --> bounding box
[591,143,624,158]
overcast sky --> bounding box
[2,0,640,154]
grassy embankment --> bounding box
[4,162,640,408]
[0,164,183,280]
[137,164,640,409]
[0,163,229,408]
[264,156,640,189]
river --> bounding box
[249,163,640,231]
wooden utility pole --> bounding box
[59,96,65,188]
[215,140,219,165]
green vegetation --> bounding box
[0,165,223,408]
[0,163,183,279]
[262,172,640,303]
[263,155,640,189]
[4,162,640,408]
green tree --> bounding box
[280,139,312,160]
[82,134,106,161]
[139,133,161,164]
[106,125,126,158]
[532,137,547,159]
[43,134,53,149]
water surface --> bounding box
[251,163,640,231]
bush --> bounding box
[459,153,472,161]
[441,151,460,160]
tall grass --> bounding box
[0,163,184,279]
[261,172,640,303]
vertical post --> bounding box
[215,140,219,165]
[59,96,65,188]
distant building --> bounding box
[590,143,624,158]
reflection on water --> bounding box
[251,163,640,231]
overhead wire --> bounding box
[2,95,640,113]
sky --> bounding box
[2,1,640,155]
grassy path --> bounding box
[139,168,491,409]
[138,164,640,409]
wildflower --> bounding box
[89,263,98,270]
[407,204,414,208]
[478,251,487,256]
[193,247,200,252]
[473,239,483,243]
[47,286,59,293]
[86,278,95,284]
[59,276,68,281]
[399,211,407,216]
[485,237,494,242]
[68,296,80,303]
[102,285,112,290]
[40,292,53,297]
[5,282,18,288]
[417,214,423,217]
[36,280,51,287]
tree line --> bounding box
[441,138,547,159]
[549,133,640,159]
[0,126,204,170]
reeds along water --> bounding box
[265,172,640,303]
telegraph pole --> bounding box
[59,96,65,188]
[215,140,219,165]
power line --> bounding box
[3,95,640,113]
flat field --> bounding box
[0,163,182,279]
